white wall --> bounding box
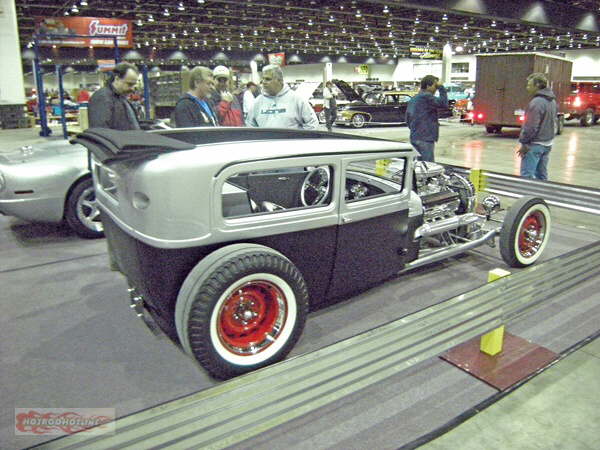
[283,63,396,83]
[0,0,25,103]
[563,49,600,80]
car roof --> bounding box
[155,128,413,171]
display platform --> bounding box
[1,214,599,449]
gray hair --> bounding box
[189,66,213,90]
[527,72,548,89]
[262,64,284,82]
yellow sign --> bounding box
[354,64,369,75]
[410,47,442,59]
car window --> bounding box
[222,165,333,218]
[345,158,406,203]
[364,93,381,104]
[384,95,397,105]
[398,94,411,103]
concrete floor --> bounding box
[0,121,599,449]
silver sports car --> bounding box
[0,139,102,238]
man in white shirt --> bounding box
[242,81,259,120]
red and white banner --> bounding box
[35,17,133,48]
[268,52,286,66]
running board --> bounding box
[400,228,500,273]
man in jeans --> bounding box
[517,73,557,180]
[406,75,448,162]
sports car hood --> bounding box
[0,140,84,165]
[332,79,363,102]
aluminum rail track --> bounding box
[38,241,600,450]
[444,164,600,215]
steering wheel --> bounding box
[301,166,331,206]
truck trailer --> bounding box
[472,52,572,135]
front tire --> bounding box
[500,196,551,267]
[175,244,309,379]
[64,177,104,239]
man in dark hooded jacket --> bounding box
[517,73,557,180]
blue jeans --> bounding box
[520,144,551,180]
[411,140,435,162]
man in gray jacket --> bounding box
[246,64,318,129]
[517,73,557,180]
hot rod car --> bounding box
[76,127,551,379]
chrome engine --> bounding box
[414,161,476,223]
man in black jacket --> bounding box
[88,62,141,130]
[173,66,217,127]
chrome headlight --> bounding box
[0,171,5,192]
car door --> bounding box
[327,153,413,299]
[373,93,401,123]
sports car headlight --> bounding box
[0,171,5,192]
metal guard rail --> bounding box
[40,241,600,450]
[444,164,600,215]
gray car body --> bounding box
[0,140,89,223]
[92,130,418,249]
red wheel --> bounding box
[500,196,551,267]
[518,212,545,259]
[217,279,288,355]
[175,244,308,379]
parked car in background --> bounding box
[565,82,600,126]
[336,90,413,127]
[0,140,103,238]
[335,81,454,128]
[77,127,551,379]
[0,120,168,238]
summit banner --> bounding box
[35,17,133,48]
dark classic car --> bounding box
[76,127,551,379]
[333,80,454,128]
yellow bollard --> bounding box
[469,168,487,193]
[480,268,511,356]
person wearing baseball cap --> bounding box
[210,65,244,126]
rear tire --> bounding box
[175,244,309,379]
[485,125,501,134]
[556,115,564,135]
[500,196,551,268]
[580,109,593,127]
